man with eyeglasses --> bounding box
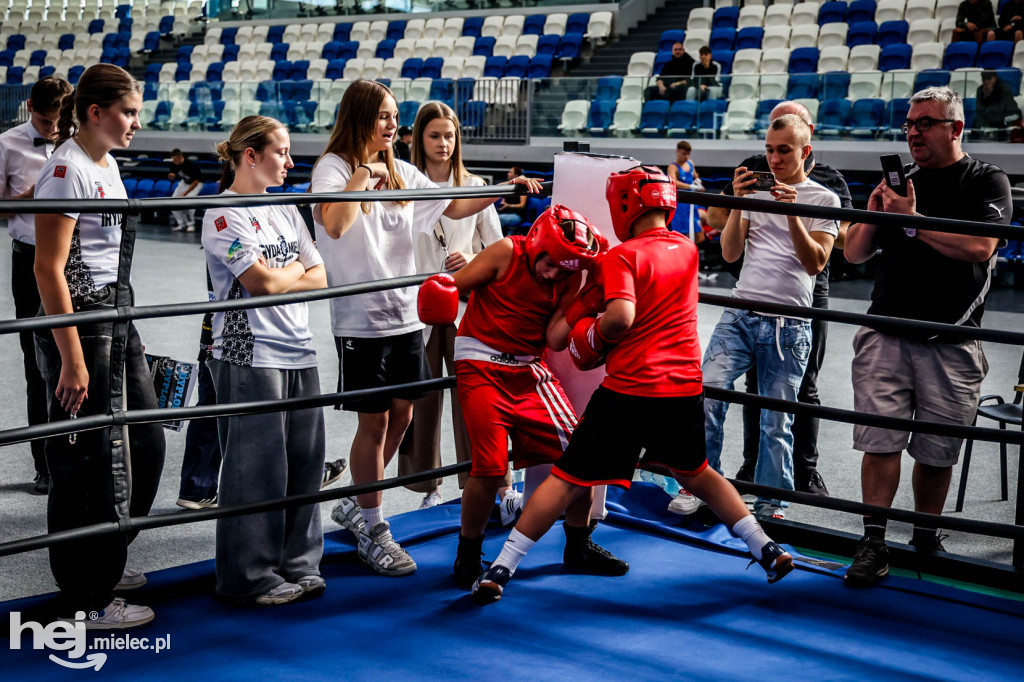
[843,86,1012,587]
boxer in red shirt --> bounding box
[470,167,795,605]
[418,205,628,589]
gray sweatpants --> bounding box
[209,360,326,599]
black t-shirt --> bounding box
[658,54,695,86]
[869,155,1012,333]
[171,159,201,185]
[722,152,852,296]
[393,140,411,162]
[692,61,721,86]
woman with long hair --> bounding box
[34,63,165,629]
[202,115,328,605]
[312,79,539,577]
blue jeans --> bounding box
[702,308,812,516]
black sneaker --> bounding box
[844,536,889,587]
[471,565,512,605]
[32,472,50,495]
[563,522,629,576]
[798,471,830,496]
[749,541,794,584]
[321,458,348,489]
[734,466,754,484]
[453,534,484,590]
[909,532,948,554]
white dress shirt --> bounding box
[0,120,54,245]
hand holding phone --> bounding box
[750,171,776,192]
[880,154,907,197]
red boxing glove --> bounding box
[568,317,614,371]
[564,280,606,328]
[417,273,459,326]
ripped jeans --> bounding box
[702,308,812,517]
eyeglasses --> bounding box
[900,117,956,134]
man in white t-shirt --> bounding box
[702,114,840,520]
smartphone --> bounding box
[880,154,907,197]
[750,171,776,192]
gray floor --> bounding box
[0,228,1020,601]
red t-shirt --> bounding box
[458,237,574,356]
[601,227,703,397]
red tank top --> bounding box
[458,237,572,356]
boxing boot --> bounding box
[563,520,629,576]
[453,534,485,590]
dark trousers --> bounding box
[34,286,166,612]
[11,241,48,476]
[740,291,828,487]
[178,358,222,500]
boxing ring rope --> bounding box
[1,184,1022,587]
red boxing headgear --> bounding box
[524,204,604,272]
[605,165,677,242]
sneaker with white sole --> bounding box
[331,497,365,535]
[419,490,443,509]
[321,458,348,489]
[176,495,218,510]
[296,575,326,597]
[358,521,417,577]
[499,489,523,527]
[750,541,794,584]
[115,568,147,591]
[254,582,304,605]
[62,598,155,630]
[471,565,512,605]
[667,489,704,515]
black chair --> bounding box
[955,351,1024,512]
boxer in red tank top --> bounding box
[417,204,628,589]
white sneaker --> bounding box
[358,521,417,576]
[115,568,147,590]
[253,582,304,605]
[499,489,523,527]
[331,496,365,535]
[63,598,155,630]
[667,489,705,516]
[419,490,443,509]
[296,575,326,597]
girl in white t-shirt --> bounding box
[33,63,164,629]
[202,116,328,605]
[312,79,540,577]
[399,102,519,515]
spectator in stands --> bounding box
[996,0,1024,42]
[843,86,1011,587]
[401,102,514,515]
[34,63,165,629]
[695,101,852,510]
[645,42,695,103]
[169,148,202,232]
[203,115,329,606]
[393,125,412,162]
[496,166,528,235]
[0,75,71,495]
[311,79,540,577]
[692,114,840,522]
[688,46,722,102]
[975,70,1023,136]
[953,0,998,42]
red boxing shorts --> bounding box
[455,358,577,478]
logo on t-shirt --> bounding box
[227,238,243,264]
[53,166,66,178]
[94,181,104,199]
[215,216,227,232]
[249,216,261,232]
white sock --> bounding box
[732,515,771,560]
[362,505,384,528]
[492,528,536,575]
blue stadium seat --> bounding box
[30,50,47,67]
[88,19,105,34]
[115,31,131,49]
[713,6,740,29]
[122,177,137,198]
[103,33,119,50]
[153,179,173,197]
[421,57,443,79]
[322,40,342,60]
[566,13,589,35]
[259,101,283,120]
[879,44,912,71]
[376,39,396,59]
[944,42,978,70]
[557,33,583,60]
[401,57,422,78]
[461,100,488,129]
[821,71,851,99]
[68,65,85,85]
[883,98,912,135]
[0,50,14,68]
[290,60,309,80]
[387,20,406,41]
[101,48,117,64]
[523,14,547,35]
[996,68,1021,94]
[6,66,24,84]
[713,49,734,74]
[326,59,346,79]
[273,61,292,81]
[484,56,507,77]
[698,100,728,134]
[398,100,420,123]
[736,27,764,50]
[847,98,885,137]
[200,181,219,196]
[963,97,976,128]
[506,55,530,78]
[979,41,1014,68]
[339,41,359,60]
[474,36,496,57]
[914,69,950,91]
[788,73,820,99]
[271,42,289,61]
[537,34,560,56]
[116,4,131,19]
[659,29,686,52]
[463,17,484,38]
[818,1,848,24]
[159,16,175,35]
[267,25,285,43]
[143,31,160,52]
[456,77,475,102]
[58,34,75,50]
[817,98,852,135]
[596,76,623,102]
[710,28,736,52]
[847,21,877,47]
[429,78,454,105]
[654,51,672,74]
[113,48,130,68]
[145,62,162,83]
[848,0,877,24]
[135,178,155,199]
[877,20,909,47]
[588,98,615,135]
[790,47,819,73]
[39,65,55,78]
[6,35,26,52]
[143,81,159,100]
[667,100,699,133]
[755,98,782,125]
[222,44,239,62]
[118,18,133,32]
[376,78,391,89]
[221,27,238,45]
[176,45,194,63]
[174,63,191,82]
[528,54,553,78]
[333,23,352,42]
[640,100,670,137]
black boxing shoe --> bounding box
[844,536,889,587]
[453,534,485,590]
[750,541,794,584]
[563,521,629,576]
[471,565,511,606]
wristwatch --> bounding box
[903,227,917,238]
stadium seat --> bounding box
[819,45,851,72]
[790,25,820,50]
[505,55,529,78]
[587,98,615,135]
[689,8,714,31]
[879,44,912,71]
[979,41,1013,69]
[523,14,546,36]
[667,99,699,135]
[847,21,879,47]
[736,27,764,50]
[877,20,909,47]
[790,47,819,73]
[483,56,506,78]
[722,99,757,138]
[763,26,791,50]
[944,42,978,70]
[528,54,553,78]
[847,97,885,137]
[558,99,590,134]
[712,6,739,29]
[788,72,820,98]
[696,99,728,137]
[474,36,496,57]
[660,29,686,52]
[557,33,583,60]
[639,99,670,137]
[710,28,736,52]
[818,1,848,24]
[883,97,912,135]
[610,98,642,137]
[911,42,944,70]
[821,71,851,98]
[536,34,560,56]
[913,68,950,91]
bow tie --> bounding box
[33,138,51,147]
